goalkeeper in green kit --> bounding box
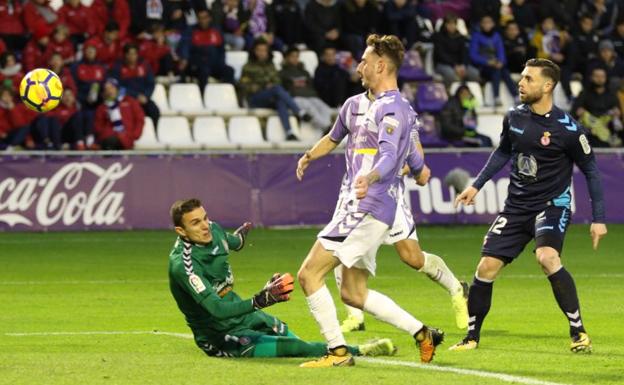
[168,198,396,359]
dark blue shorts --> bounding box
[481,205,571,264]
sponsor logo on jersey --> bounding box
[541,131,551,146]
[517,153,538,179]
[189,274,206,294]
[510,126,524,135]
[579,134,591,154]
[0,162,132,228]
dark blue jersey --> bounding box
[473,104,605,222]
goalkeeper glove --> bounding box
[233,221,252,250]
[252,273,294,309]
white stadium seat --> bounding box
[151,83,176,116]
[225,51,249,81]
[134,117,166,150]
[203,83,247,116]
[484,81,516,110]
[299,50,319,75]
[273,51,284,70]
[266,116,305,148]
[228,116,272,148]
[157,116,202,149]
[168,83,210,116]
[193,117,237,149]
[477,114,505,147]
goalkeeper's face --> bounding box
[176,206,213,245]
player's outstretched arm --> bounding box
[296,134,338,181]
[231,222,252,251]
[454,186,479,207]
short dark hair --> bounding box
[284,46,299,57]
[365,34,404,72]
[170,198,202,227]
[525,58,560,86]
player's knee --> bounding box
[476,257,503,280]
[340,287,364,309]
[297,265,311,291]
[535,248,561,273]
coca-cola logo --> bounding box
[0,162,133,228]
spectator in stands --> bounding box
[46,24,76,65]
[0,0,27,52]
[72,42,107,109]
[314,45,351,107]
[0,86,36,150]
[128,0,187,37]
[188,9,235,91]
[58,0,97,46]
[86,21,129,69]
[433,13,480,88]
[341,0,380,59]
[23,0,58,39]
[272,0,305,47]
[439,84,492,147]
[92,0,130,39]
[587,39,624,93]
[0,51,23,93]
[240,0,281,50]
[611,18,624,58]
[578,0,619,38]
[22,24,52,72]
[572,14,600,79]
[48,52,77,96]
[45,88,94,150]
[138,23,177,77]
[304,0,342,54]
[383,0,419,49]
[538,0,579,32]
[279,46,333,133]
[469,0,501,29]
[573,66,622,146]
[240,38,311,140]
[94,78,144,150]
[510,0,537,38]
[220,0,246,50]
[531,16,575,101]
[503,20,535,74]
[469,15,518,106]
[111,43,160,129]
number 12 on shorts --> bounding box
[488,216,508,235]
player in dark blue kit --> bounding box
[449,59,608,353]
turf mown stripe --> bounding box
[6,331,572,385]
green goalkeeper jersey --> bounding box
[169,222,268,346]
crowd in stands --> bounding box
[1,0,624,150]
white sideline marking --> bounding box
[6,331,573,385]
[5,330,193,339]
[359,358,573,385]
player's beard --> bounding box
[520,90,542,105]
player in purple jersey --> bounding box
[297,88,469,333]
[296,35,444,368]
[450,59,607,353]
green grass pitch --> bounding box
[1,225,623,385]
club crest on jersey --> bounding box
[383,116,399,134]
[189,274,206,293]
[541,131,551,146]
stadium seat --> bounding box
[225,51,249,81]
[300,50,319,75]
[477,114,504,147]
[414,82,448,113]
[157,116,202,149]
[168,83,210,116]
[151,83,176,116]
[228,116,273,148]
[193,117,237,149]
[203,83,247,116]
[266,116,306,148]
[298,122,323,143]
[450,81,484,109]
[484,82,516,110]
[273,51,284,70]
[134,117,166,150]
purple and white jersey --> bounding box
[329,90,419,226]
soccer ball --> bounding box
[19,68,64,113]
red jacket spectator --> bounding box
[44,26,76,65]
[91,0,130,38]
[48,53,78,95]
[47,99,78,126]
[0,52,24,93]
[22,0,58,36]
[84,25,129,68]
[0,38,6,56]
[57,0,97,39]
[0,100,37,133]
[94,94,144,149]
[138,37,172,75]
[0,0,25,35]
[22,30,51,71]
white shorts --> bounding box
[383,191,418,245]
[318,213,389,275]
